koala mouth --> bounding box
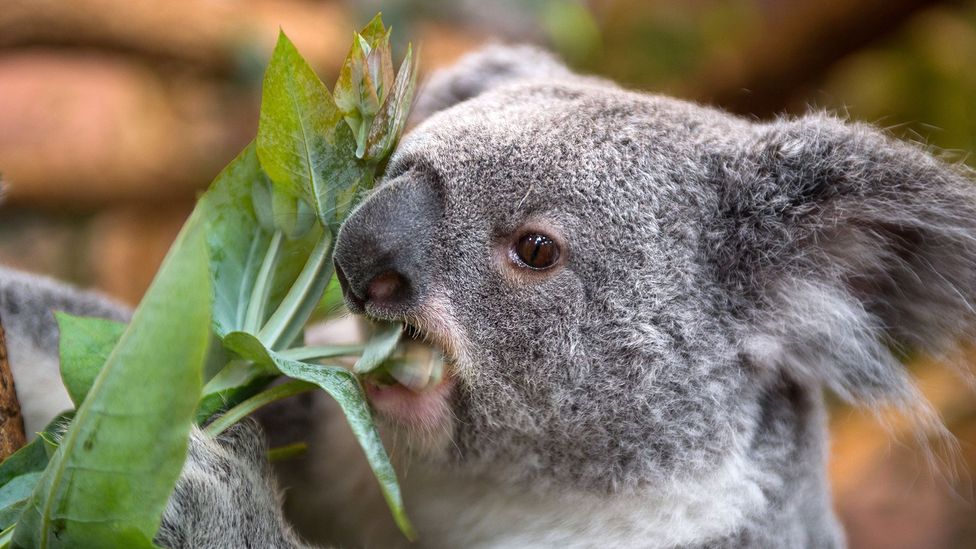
[369,327,449,392]
[361,323,457,430]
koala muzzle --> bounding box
[333,177,441,317]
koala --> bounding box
[3,45,976,548]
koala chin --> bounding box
[5,45,976,549]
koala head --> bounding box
[333,46,976,494]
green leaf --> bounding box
[313,272,346,320]
[366,29,394,103]
[353,321,403,374]
[195,359,277,425]
[0,413,74,533]
[271,187,316,240]
[250,176,276,232]
[257,31,366,228]
[336,32,380,123]
[205,144,324,339]
[243,231,283,334]
[276,362,414,540]
[222,332,279,368]
[336,15,400,159]
[14,204,212,548]
[0,474,39,530]
[365,43,418,161]
[357,13,387,46]
[204,144,272,338]
[55,314,126,407]
[0,443,47,493]
[256,230,334,350]
[0,413,72,487]
[215,331,414,540]
[278,344,363,362]
[203,379,315,438]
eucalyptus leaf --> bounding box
[55,314,126,408]
[213,331,414,540]
[205,144,272,338]
[366,43,418,161]
[335,15,397,158]
[274,359,415,541]
[357,13,388,47]
[250,176,276,232]
[0,502,25,536]
[0,443,46,491]
[271,187,316,240]
[366,29,395,104]
[0,474,39,530]
[13,204,212,548]
[0,413,74,533]
[0,413,71,488]
[353,322,403,374]
[257,233,334,350]
[336,32,379,128]
[202,379,315,438]
[257,31,366,228]
[196,359,278,424]
[314,272,346,320]
[278,344,363,362]
[205,143,323,339]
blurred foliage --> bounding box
[821,4,976,161]
[578,0,760,91]
[368,0,976,166]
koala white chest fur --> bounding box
[3,44,976,548]
[271,392,783,549]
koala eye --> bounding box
[514,233,560,270]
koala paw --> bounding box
[155,419,308,549]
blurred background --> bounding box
[1,0,974,546]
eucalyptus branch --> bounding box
[204,379,316,437]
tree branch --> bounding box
[0,315,26,460]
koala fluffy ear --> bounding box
[409,44,572,123]
[723,113,976,408]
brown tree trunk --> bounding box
[0,316,26,460]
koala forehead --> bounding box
[393,80,753,236]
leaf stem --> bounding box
[243,230,284,333]
[235,228,266,329]
[257,230,333,349]
[268,442,308,462]
[279,344,364,362]
[0,523,13,548]
[204,379,316,437]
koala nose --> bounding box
[333,177,441,316]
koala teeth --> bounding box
[387,341,446,392]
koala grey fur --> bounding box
[3,44,976,548]
[0,267,129,436]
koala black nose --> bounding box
[333,176,441,317]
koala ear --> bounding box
[409,44,572,123]
[726,113,976,409]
